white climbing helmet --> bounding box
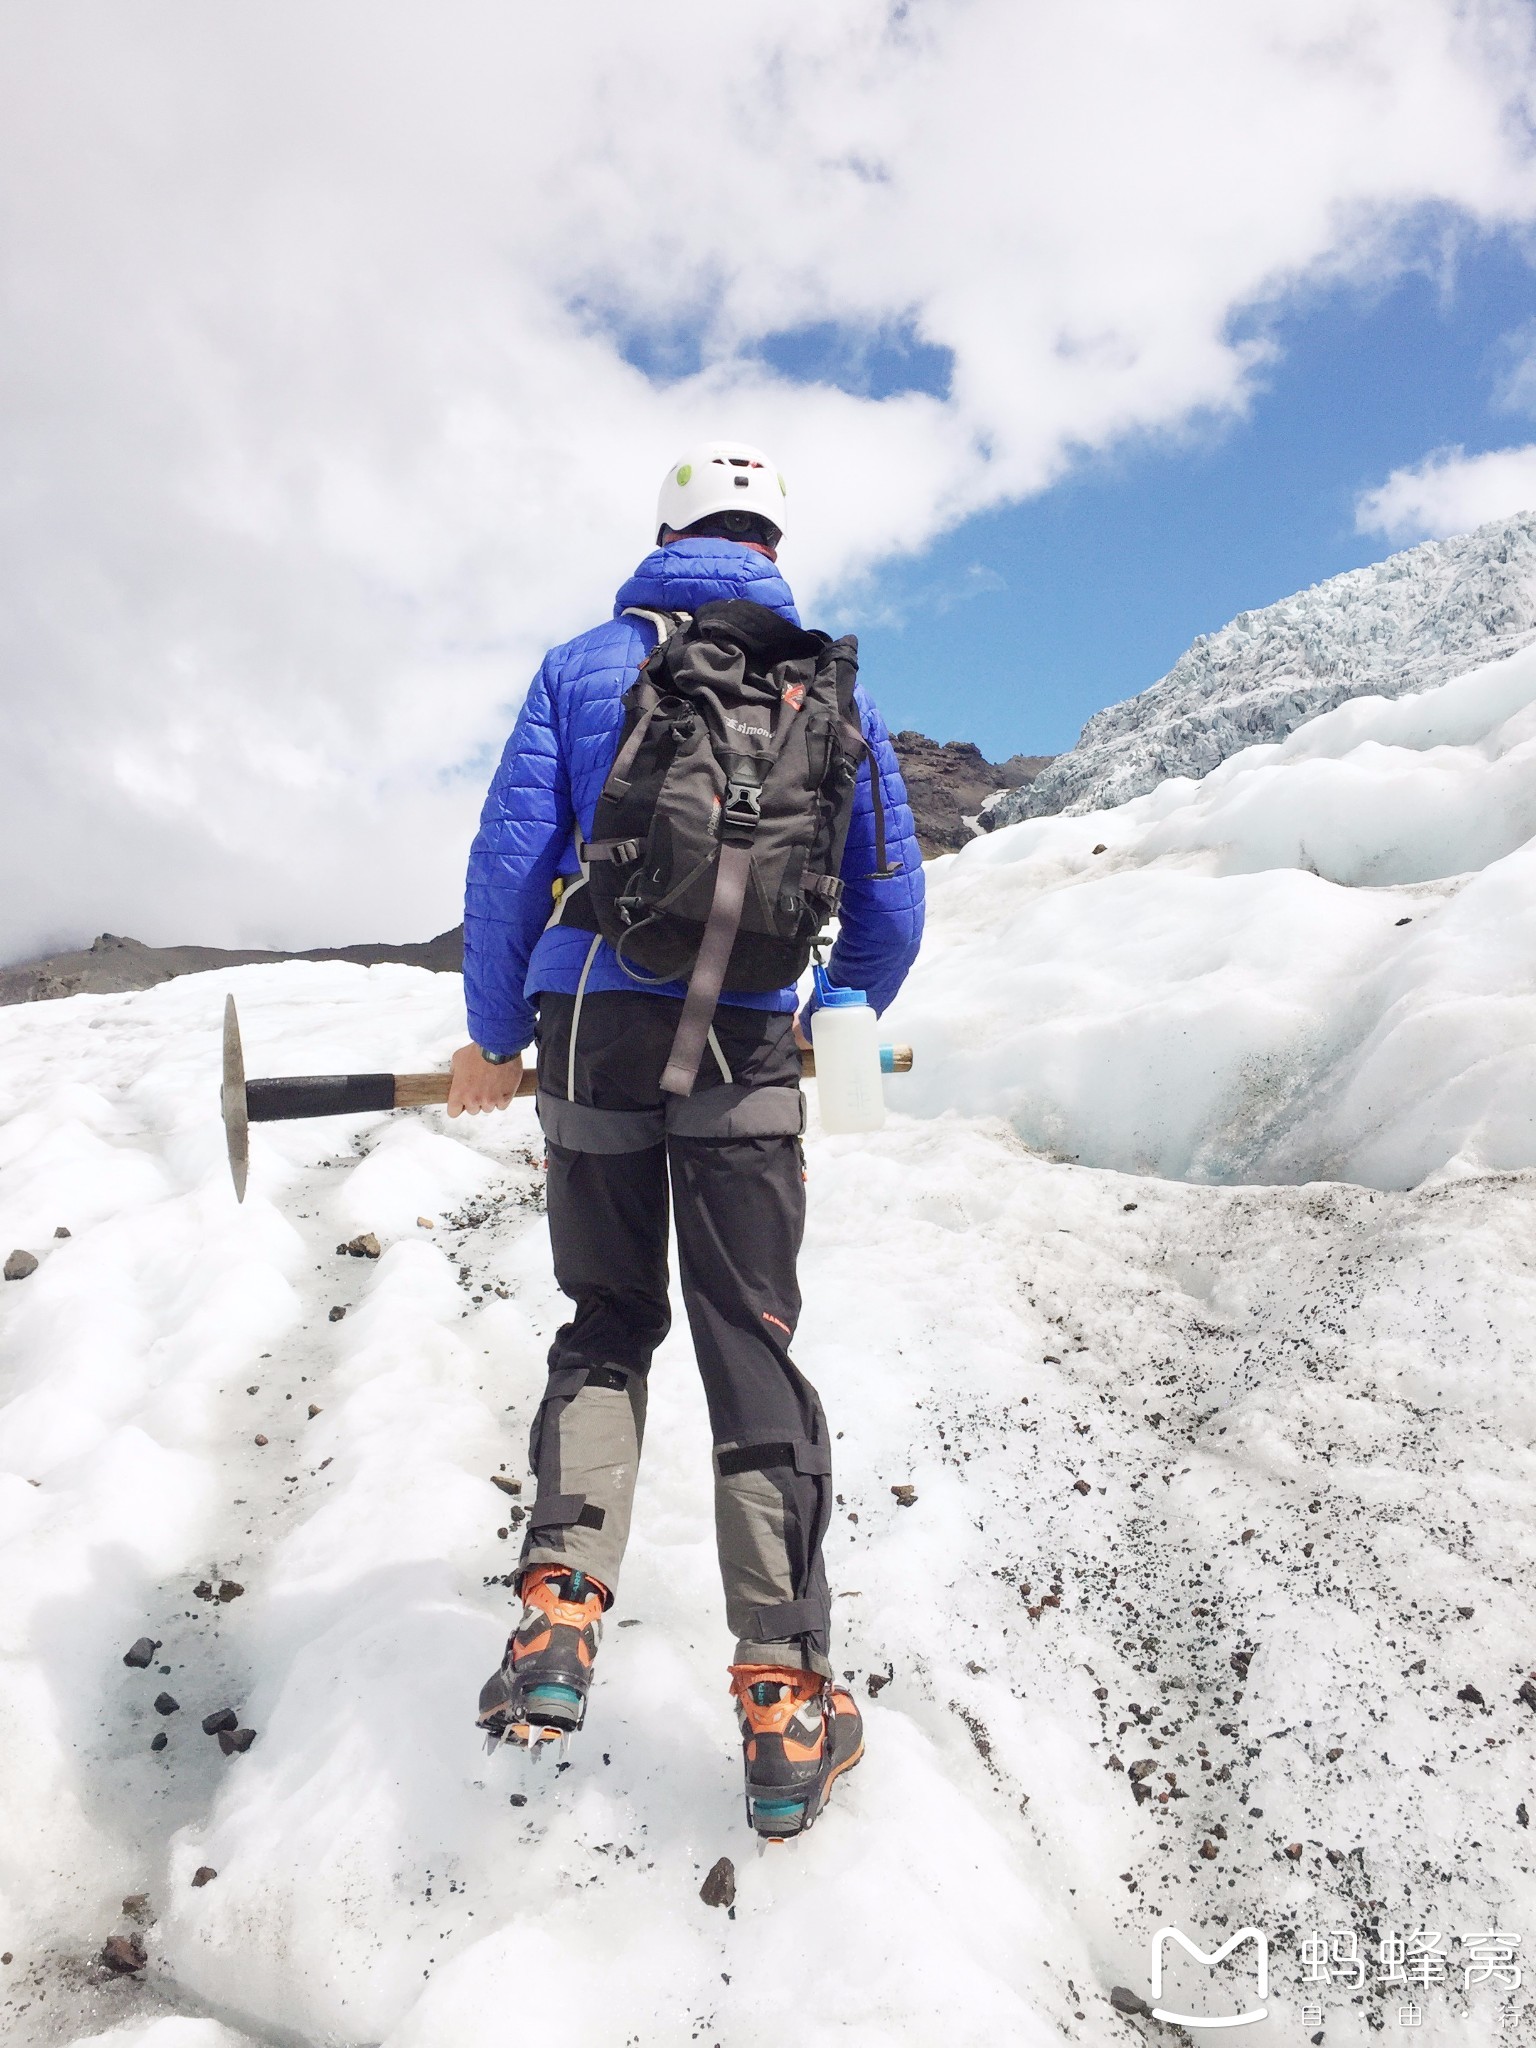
[655,440,788,544]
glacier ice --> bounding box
[989,508,1536,824]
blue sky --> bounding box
[839,230,1536,760]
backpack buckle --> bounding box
[722,765,764,836]
[587,837,640,865]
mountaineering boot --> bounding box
[477,1566,608,1747]
[729,1664,864,1841]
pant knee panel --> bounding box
[712,1433,833,1655]
[522,1362,648,1593]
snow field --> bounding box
[1,963,1533,2046]
[893,644,1536,1187]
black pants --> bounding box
[521,990,834,1674]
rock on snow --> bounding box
[2,629,1535,2042]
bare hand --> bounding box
[447,1042,523,1116]
[792,1013,812,1054]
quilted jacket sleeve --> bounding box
[826,686,925,1015]
[463,653,573,1055]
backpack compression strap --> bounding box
[658,844,755,1098]
[840,716,902,881]
[659,691,806,1098]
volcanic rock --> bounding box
[1110,1986,1153,2017]
[699,1855,736,1909]
[889,731,1051,856]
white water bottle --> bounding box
[810,969,885,1134]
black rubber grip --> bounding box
[245,1074,396,1123]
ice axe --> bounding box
[221,995,912,1201]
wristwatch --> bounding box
[477,1046,519,1065]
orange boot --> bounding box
[729,1664,864,1841]
[477,1566,608,1747]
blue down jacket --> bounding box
[464,536,926,1057]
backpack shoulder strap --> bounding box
[620,605,691,650]
[547,608,693,926]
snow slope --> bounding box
[1,956,1533,2048]
[894,640,1536,1187]
[989,511,1536,824]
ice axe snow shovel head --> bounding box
[220,995,912,1201]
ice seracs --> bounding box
[896,636,1536,1189]
[989,509,1536,824]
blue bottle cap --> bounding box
[813,965,869,1008]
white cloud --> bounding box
[1355,442,1536,540]
[4,0,1536,961]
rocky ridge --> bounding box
[889,732,1051,856]
[1,733,1050,1004]
[0,929,465,1007]
[987,510,1536,826]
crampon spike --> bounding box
[753,1829,804,1857]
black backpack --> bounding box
[558,598,898,1096]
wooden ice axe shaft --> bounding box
[222,996,912,1200]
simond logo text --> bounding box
[1150,1926,1269,2029]
[724,715,770,740]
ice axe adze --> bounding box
[221,995,913,1202]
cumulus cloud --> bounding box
[4,0,1536,961]
[1355,443,1536,540]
